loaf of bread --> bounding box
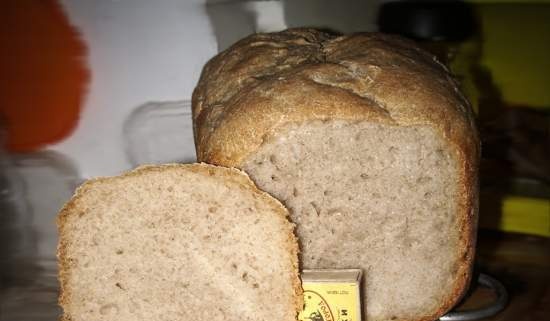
[193,29,480,321]
[57,164,302,321]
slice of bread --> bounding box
[57,163,302,321]
[193,29,480,321]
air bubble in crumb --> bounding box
[417,176,433,184]
[310,202,320,216]
[100,303,119,315]
[327,209,344,220]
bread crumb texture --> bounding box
[244,121,460,321]
[57,164,302,321]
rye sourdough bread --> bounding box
[192,29,480,321]
[57,163,302,321]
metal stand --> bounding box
[440,273,508,321]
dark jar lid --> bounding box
[378,0,477,42]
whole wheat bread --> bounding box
[193,29,480,321]
[57,163,302,321]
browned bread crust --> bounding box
[193,29,480,321]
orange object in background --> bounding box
[0,0,89,152]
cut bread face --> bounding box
[57,164,302,321]
[243,120,463,321]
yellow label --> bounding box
[299,282,360,321]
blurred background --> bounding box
[0,0,548,320]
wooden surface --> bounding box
[452,230,550,321]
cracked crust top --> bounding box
[192,29,478,168]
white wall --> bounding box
[55,0,218,178]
